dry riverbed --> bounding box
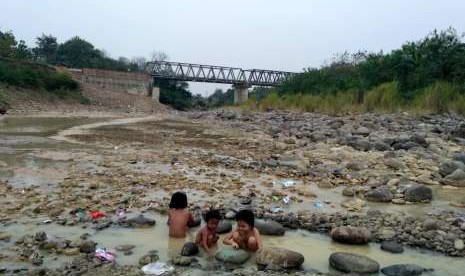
[1,110,465,275]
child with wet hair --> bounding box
[195,209,222,257]
[223,209,262,252]
[167,191,194,238]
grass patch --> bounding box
[248,81,465,115]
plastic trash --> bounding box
[271,206,284,213]
[95,247,115,262]
[314,202,323,210]
[116,209,126,218]
[282,195,290,205]
[272,195,280,201]
[141,262,174,275]
[274,179,296,188]
[90,210,106,220]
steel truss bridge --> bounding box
[146,61,296,87]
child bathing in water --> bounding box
[195,209,221,257]
[167,192,194,238]
[223,209,262,252]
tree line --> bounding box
[276,28,465,101]
[0,30,153,72]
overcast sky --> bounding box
[2,0,464,95]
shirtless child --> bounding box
[195,209,221,257]
[167,192,194,238]
[223,210,262,252]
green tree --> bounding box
[34,34,58,63]
[0,30,17,58]
[56,36,101,68]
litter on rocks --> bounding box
[314,202,324,210]
[141,262,174,275]
[275,179,296,188]
[95,247,116,262]
[282,195,290,205]
[90,210,106,220]
[271,206,284,213]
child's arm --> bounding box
[167,211,171,225]
[223,231,239,249]
[253,228,263,248]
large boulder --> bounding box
[216,220,233,234]
[365,186,393,202]
[439,161,465,177]
[215,248,250,264]
[381,264,426,276]
[329,252,379,274]
[189,211,202,228]
[330,226,370,244]
[79,240,96,254]
[255,220,285,236]
[442,169,465,187]
[255,246,304,270]
[380,241,404,253]
[404,185,432,202]
[450,123,465,138]
[121,214,156,228]
[453,153,465,164]
[181,242,198,256]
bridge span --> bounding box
[146,61,297,103]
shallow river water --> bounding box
[1,116,464,275]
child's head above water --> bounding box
[235,209,254,232]
[169,191,188,209]
[205,209,221,230]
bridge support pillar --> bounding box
[233,84,249,104]
[151,86,160,102]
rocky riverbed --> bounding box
[1,110,465,275]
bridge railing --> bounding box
[146,61,295,86]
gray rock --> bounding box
[352,126,370,137]
[450,123,465,138]
[215,248,250,264]
[190,211,202,227]
[329,252,379,274]
[365,186,393,202]
[255,220,285,236]
[423,219,438,231]
[404,185,432,202]
[115,244,135,252]
[122,214,156,228]
[79,240,96,254]
[216,220,233,234]
[439,161,465,177]
[381,264,426,276]
[348,139,372,151]
[34,232,47,243]
[453,153,465,164]
[374,141,391,151]
[454,239,464,250]
[330,226,370,244]
[172,255,193,266]
[381,241,404,253]
[255,246,304,270]
[410,134,428,148]
[181,242,199,256]
[443,169,465,187]
[139,250,159,266]
[225,210,236,219]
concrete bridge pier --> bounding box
[233,84,250,104]
[151,86,160,102]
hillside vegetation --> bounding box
[246,28,465,115]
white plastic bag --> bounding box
[141,262,174,275]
